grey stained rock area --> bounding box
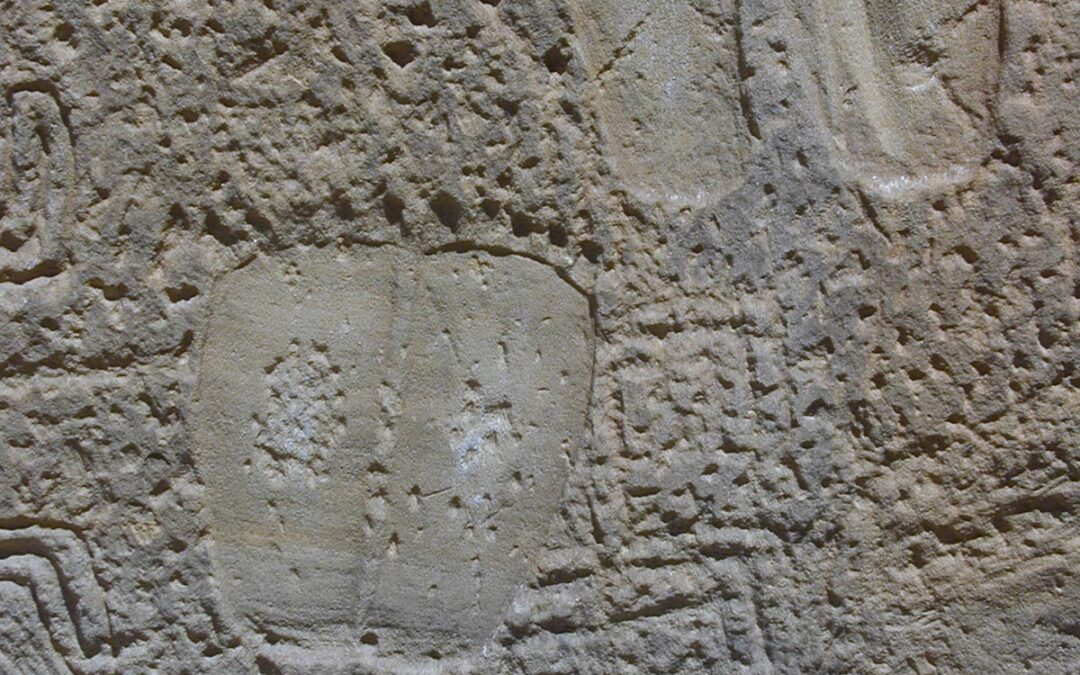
[194,247,593,667]
[0,0,1077,673]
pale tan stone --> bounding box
[192,246,593,660]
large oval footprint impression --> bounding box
[191,246,593,666]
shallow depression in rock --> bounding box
[191,246,594,661]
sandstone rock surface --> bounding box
[0,0,1077,673]
[194,247,592,666]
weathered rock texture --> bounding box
[195,247,593,665]
[0,0,1077,673]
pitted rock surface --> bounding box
[0,0,1077,673]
